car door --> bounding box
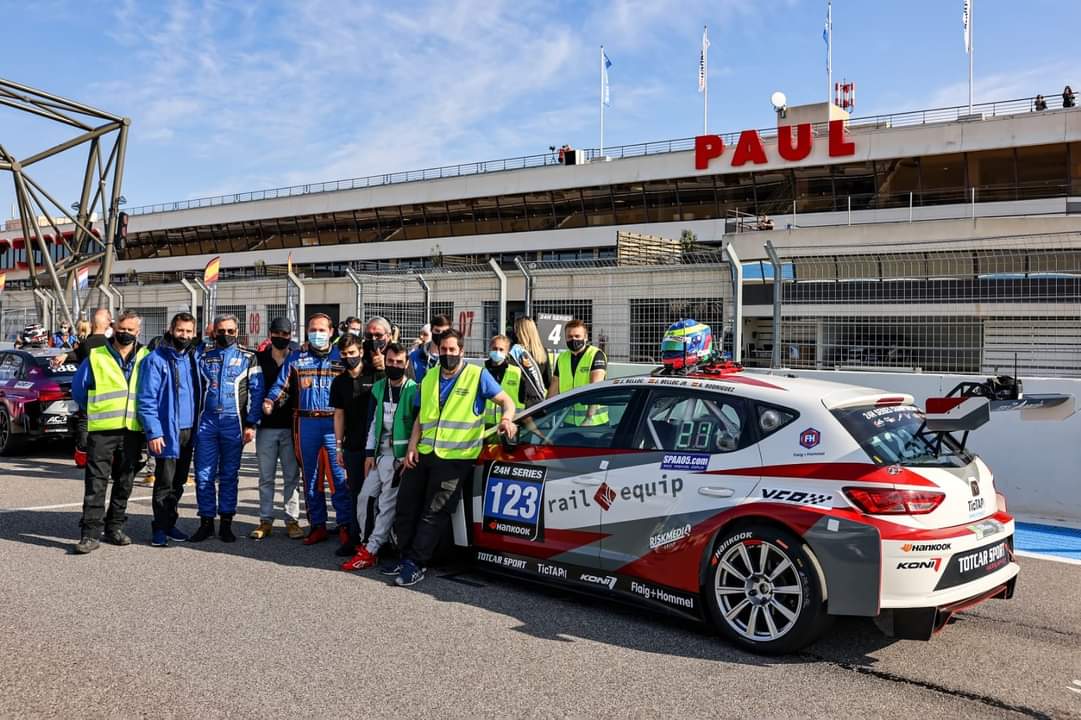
[598,388,764,580]
[471,384,644,572]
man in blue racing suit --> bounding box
[189,313,263,543]
[263,313,351,549]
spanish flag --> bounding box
[0,272,6,294]
[204,256,220,286]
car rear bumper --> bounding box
[875,574,1017,640]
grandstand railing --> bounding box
[125,92,1070,217]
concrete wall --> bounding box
[607,362,1081,525]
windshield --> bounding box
[31,356,77,378]
[831,404,973,468]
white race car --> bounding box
[454,364,1070,654]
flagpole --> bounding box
[703,26,708,134]
[968,0,974,115]
[827,1,832,107]
[599,45,605,158]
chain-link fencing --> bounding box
[768,234,1081,377]
[526,249,734,363]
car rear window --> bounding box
[831,404,972,468]
[31,356,77,378]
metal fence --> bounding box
[526,251,735,363]
[204,277,298,348]
[766,235,1081,378]
[354,263,503,356]
[0,304,38,343]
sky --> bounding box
[0,0,1077,220]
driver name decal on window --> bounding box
[482,462,546,541]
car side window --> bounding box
[516,387,638,449]
[635,391,749,453]
[756,402,799,439]
[0,354,21,381]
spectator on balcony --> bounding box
[756,215,774,231]
[1063,86,1076,109]
[1034,95,1048,111]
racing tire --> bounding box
[0,407,24,456]
[705,523,831,655]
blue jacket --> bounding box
[198,343,264,427]
[136,343,200,458]
[408,344,438,384]
[72,342,141,412]
[266,345,341,412]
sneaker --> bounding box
[73,536,100,554]
[395,560,425,587]
[285,521,304,539]
[303,524,329,545]
[150,529,168,547]
[249,521,273,540]
[141,474,155,487]
[334,526,354,557]
[341,546,376,572]
[379,560,402,577]
[103,529,132,546]
[166,527,189,542]
[189,518,215,543]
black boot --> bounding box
[189,517,215,542]
[218,514,236,543]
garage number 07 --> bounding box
[486,480,540,522]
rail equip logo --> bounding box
[901,542,952,553]
[799,428,821,449]
[594,482,617,511]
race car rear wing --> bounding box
[924,376,1075,432]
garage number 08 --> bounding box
[486,480,540,522]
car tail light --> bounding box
[842,487,945,515]
[37,389,67,403]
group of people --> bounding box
[1033,86,1075,112]
[12,320,81,350]
[71,308,607,588]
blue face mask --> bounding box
[307,330,329,348]
[488,350,506,365]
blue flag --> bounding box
[602,50,612,107]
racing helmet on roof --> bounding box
[21,323,48,347]
[660,319,713,370]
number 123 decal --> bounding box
[482,462,547,542]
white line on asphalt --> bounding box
[1015,550,1081,567]
[1068,679,1081,694]
[0,494,154,514]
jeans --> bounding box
[255,427,301,523]
[394,452,472,567]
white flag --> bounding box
[698,26,710,93]
[962,0,971,54]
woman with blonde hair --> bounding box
[509,316,550,407]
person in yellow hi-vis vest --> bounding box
[389,328,517,587]
[482,334,525,429]
[547,319,608,425]
[72,310,150,554]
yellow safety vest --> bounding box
[556,346,608,426]
[87,345,149,432]
[418,363,485,460]
[484,364,523,428]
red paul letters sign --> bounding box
[695,120,855,170]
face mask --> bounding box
[567,338,586,353]
[342,356,362,370]
[385,366,406,381]
[348,328,362,336]
[431,331,447,346]
[171,334,192,352]
[439,353,462,371]
[270,336,291,350]
[103,328,114,339]
[215,333,237,348]
[488,350,506,365]
[308,330,329,348]
[114,331,136,347]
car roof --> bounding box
[602,368,914,410]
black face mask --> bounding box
[566,338,586,353]
[270,336,291,350]
[114,331,136,347]
[384,366,406,381]
[439,353,462,371]
[215,333,237,348]
[431,331,447,346]
[342,356,362,370]
[170,333,192,352]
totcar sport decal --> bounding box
[482,462,546,541]
[934,537,1013,591]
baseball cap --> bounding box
[270,317,292,334]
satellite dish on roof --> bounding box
[770,91,787,112]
